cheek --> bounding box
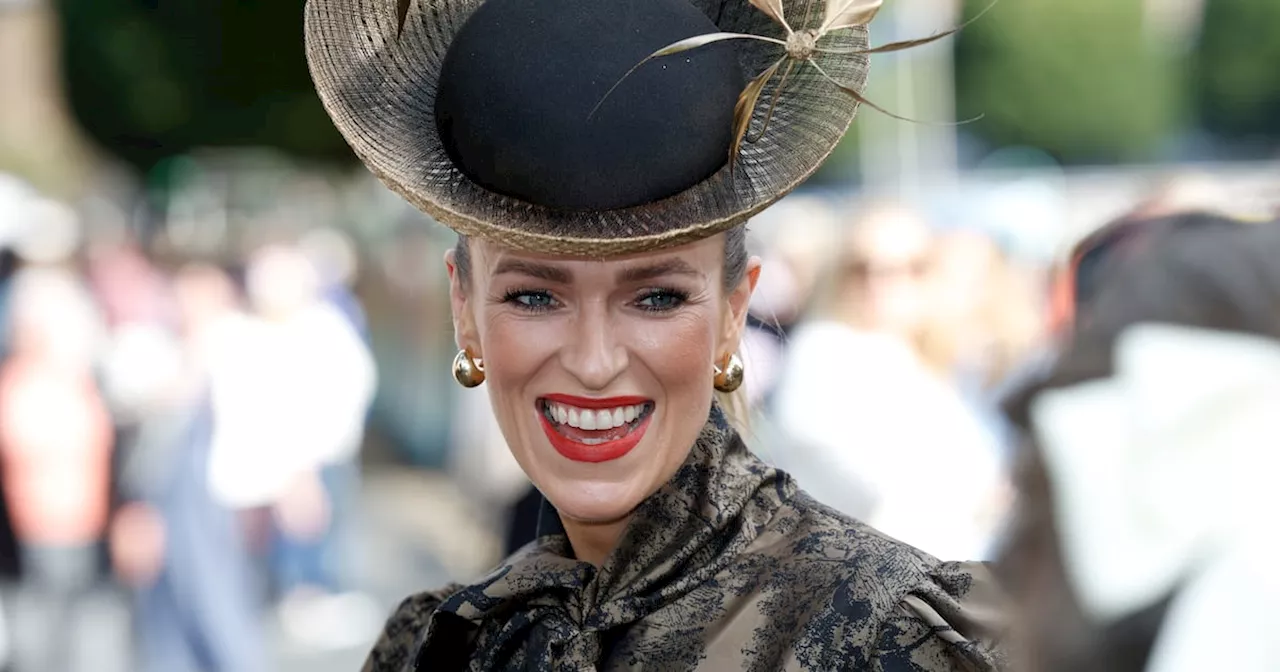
[477,312,559,405]
[631,313,717,391]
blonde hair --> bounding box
[716,388,753,439]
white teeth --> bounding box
[545,401,650,430]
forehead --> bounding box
[472,234,724,279]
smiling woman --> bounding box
[448,232,757,566]
[304,0,1008,668]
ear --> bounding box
[720,256,763,357]
[445,248,481,355]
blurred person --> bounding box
[1048,201,1252,335]
[922,230,1044,389]
[299,226,370,341]
[1045,172,1266,337]
[0,266,112,672]
[920,230,1046,454]
[214,243,379,647]
[86,243,180,423]
[109,263,269,672]
[306,0,1007,668]
[770,204,1007,561]
[298,227,383,588]
[997,213,1276,672]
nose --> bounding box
[559,300,628,391]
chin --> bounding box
[541,479,647,526]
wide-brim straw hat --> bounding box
[304,0,870,256]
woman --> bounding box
[305,0,1006,668]
[997,213,1279,671]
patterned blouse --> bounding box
[364,406,1009,670]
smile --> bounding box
[537,394,655,463]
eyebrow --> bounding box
[617,259,703,284]
[492,259,573,284]
[491,257,704,285]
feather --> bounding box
[649,31,789,58]
[748,0,792,32]
[747,58,796,144]
[589,33,787,119]
[730,58,785,175]
[820,0,882,34]
[809,58,983,125]
[807,59,927,123]
[828,0,997,50]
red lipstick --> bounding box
[542,394,650,409]
[538,395,653,463]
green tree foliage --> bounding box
[55,0,352,172]
[1194,0,1280,145]
[954,0,1184,164]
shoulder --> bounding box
[869,573,1009,671]
[752,493,1009,670]
[362,585,462,672]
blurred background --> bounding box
[0,0,1276,670]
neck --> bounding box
[559,514,632,567]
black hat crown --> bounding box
[435,0,747,212]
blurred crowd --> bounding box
[0,163,1274,672]
[0,173,381,672]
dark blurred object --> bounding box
[503,487,542,557]
[0,248,22,577]
[0,460,21,580]
[1195,0,1280,154]
[1050,211,1252,331]
[55,0,352,172]
[999,216,1280,672]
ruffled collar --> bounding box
[416,404,792,669]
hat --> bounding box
[305,0,878,255]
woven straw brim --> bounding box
[305,0,869,256]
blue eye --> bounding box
[636,289,688,312]
[503,290,558,312]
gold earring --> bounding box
[713,353,745,393]
[452,349,486,388]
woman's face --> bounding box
[447,234,759,525]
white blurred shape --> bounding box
[15,197,82,264]
[98,322,184,421]
[1031,324,1280,624]
[245,243,321,318]
[299,227,359,286]
[0,173,36,247]
[5,265,104,365]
